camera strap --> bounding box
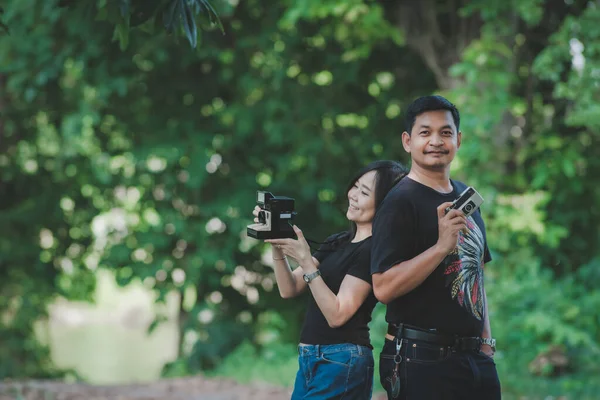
[283,221,347,253]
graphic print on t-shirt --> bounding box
[442,217,486,320]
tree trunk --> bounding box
[177,296,189,359]
[393,0,483,90]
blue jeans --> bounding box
[291,343,374,400]
[379,338,501,400]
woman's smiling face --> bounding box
[346,170,378,224]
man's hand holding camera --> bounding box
[436,202,468,255]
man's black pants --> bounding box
[379,337,501,399]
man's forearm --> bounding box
[480,287,495,357]
[373,243,448,304]
[482,287,492,338]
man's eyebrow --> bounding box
[417,124,454,131]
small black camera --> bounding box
[247,191,297,239]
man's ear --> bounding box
[401,131,411,153]
[457,131,462,149]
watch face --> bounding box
[303,271,320,283]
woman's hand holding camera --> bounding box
[250,207,313,269]
[252,206,285,259]
[436,202,468,255]
[252,205,261,223]
[266,226,315,272]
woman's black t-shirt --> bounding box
[298,233,377,348]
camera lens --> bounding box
[463,201,475,214]
[258,210,266,224]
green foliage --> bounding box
[489,255,600,398]
[1,0,222,48]
[206,340,298,387]
[0,0,598,397]
[0,6,8,34]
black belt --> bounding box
[387,324,481,351]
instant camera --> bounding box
[247,191,297,239]
[445,186,484,217]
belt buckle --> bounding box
[452,337,461,350]
[452,337,469,351]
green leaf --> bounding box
[163,0,181,33]
[114,23,130,50]
[119,0,131,18]
[0,6,8,35]
[57,0,77,7]
[0,20,8,35]
[181,0,197,48]
[196,0,224,33]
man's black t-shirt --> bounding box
[371,177,492,337]
[299,233,377,348]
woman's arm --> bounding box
[268,226,372,328]
[304,261,372,328]
[271,245,319,298]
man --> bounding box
[371,95,501,399]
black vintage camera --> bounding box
[247,191,297,239]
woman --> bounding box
[254,160,407,399]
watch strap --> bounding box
[303,270,321,283]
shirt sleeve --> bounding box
[484,247,492,264]
[346,243,372,284]
[371,192,417,275]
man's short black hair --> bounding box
[405,95,460,134]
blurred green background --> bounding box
[1,0,599,399]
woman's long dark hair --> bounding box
[324,160,408,249]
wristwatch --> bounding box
[481,337,496,352]
[303,270,321,284]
